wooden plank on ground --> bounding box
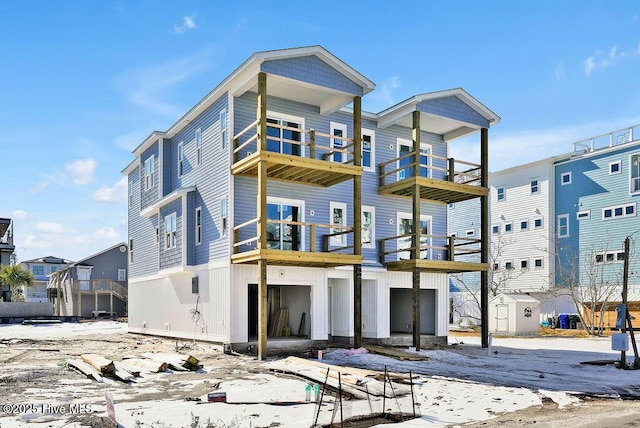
[109,366,135,382]
[141,353,200,371]
[67,359,104,382]
[120,358,168,373]
[81,354,115,374]
[365,345,429,361]
[114,361,141,377]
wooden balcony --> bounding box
[378,151,487,203]
[231,218,362,268]
[232,120,362,187]
[379,234,487,273]
[71,279,128,301]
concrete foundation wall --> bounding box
[0,302,54,317]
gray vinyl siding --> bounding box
[233,93,449,265]
[186,191,195,266]
[418,96,489,128]
[140,143,159,211]
[555,142,640,287]
[128,169,159,278]
[77,246,128,287]
[159,199,182,270]
[261,55,363,96]
[162,139,171,197]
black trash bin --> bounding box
[569,315,580,329]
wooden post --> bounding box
[480,128,489,349]
[78,288,81,317]
[110,291,114,316]
[412,111,422,351]
[56,275,61,316]
[309,129,316,160]
[448,158,455,182]
[309,224,316,252]
[94,286,98,314]
[621,236,630,368]
[448,235,455,262]
[353,95,363,348]
[257,72,268,360]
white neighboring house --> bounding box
[489,157,575,320]
[20,256,72,302]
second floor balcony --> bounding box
[378,150,487,203]
[232,119,362,187]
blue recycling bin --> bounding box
[559,314,570,329]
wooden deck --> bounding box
[231,249,362,268]
[231,152,361,187]
[385,259,488,273]
[379,176,488,203]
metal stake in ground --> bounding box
[410,371,416,417]
[338,371,344,427]
[313,368,330,427]
[382,365,387,415]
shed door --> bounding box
[496,304,509,332]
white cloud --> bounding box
[115,48,213,118]
[65,159,97,185]
[92,177,128,204]
[29,181,50,194]
[367,76,400,111]
[174,14,197,35]
[34,222,66,234]
[555,63,565,79]
[584,56,596,76]
[11,210,28,220]
[93,227,120,241]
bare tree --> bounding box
[555,238,632,335]
[451,234,524,323]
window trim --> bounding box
[129,180,134,208]
[504,222,513,233]
[629,153,640,194]
[267,110,306,157]
[129,238,134,263]
[220,197,228,237]
[144,156,155,191]
[396,212,432,261]
[266,196,306,250]
[165,212,177,250]
[534,258,543,269]
[330,122,348,164]
[195,207,202,246]
[609,160,621,175]
[520,219,529,231]
[362,128,375,172]
[396,138,432,180]
[118,269,126,281]
[533,217,543,229]
[602,203,636,220]
[329,201,347,246]
[220,108,228,149]
[561,172,572,185]
[195,127,202,165]
[557,214,569,237]
[595,250,626,264]
[576,210,591,220]
[362,205,375,249]
[520,259,529,270]
[496,186,505,201]
[530,178,539,194]
[505,260,514,270]
[492,225,499,235]
[465,229,475,237]
[178,142,185,177]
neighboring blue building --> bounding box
[554,125,640,300]
[20,255,72,303]
[123,46,499,355]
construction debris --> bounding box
[81,354,115,374]
[364,345,430,361]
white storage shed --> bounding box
[489,294,540,336]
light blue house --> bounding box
[554,125,640,324]
[123,46,499,356]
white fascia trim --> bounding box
[140,186,196,218]
[132,131,167,157]
[128,266,195,284]
[122,158,140,175]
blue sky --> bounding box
[2,1,640,263]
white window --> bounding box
[329,201,347,246]
[220,198,228,237]
[520,259,528,270]
[178,142,184,176]
[603,203,636,219]
[144,156,155,191]
[362,205,375,249]
[534,217,543,229]
[493,262,499,271]
[195,128,202,165]
[561,172,572,185]
[595,251,626,264]
[118,269,126,281]
[557,214,569,237]
[465,229,475,237]
[165,213,177,249]
[397,212,431,260]
[534,258,543,269]
[504,222,513,233]
[576,210,591,220]
[630,154,640,193]
[448,203,455,209]
[492,225,499,235]
[505,261,514,270]
[397,138,432,180]
[497,186,505,201]
[530,179,539,194]
[609,160,621,175]
[195,207,202,245]
[267,111,304,156]
[220,109,228,149]
[362,129,375,172]
[267,197,305,251]
[129,181,134,208]
[330,122,348,163]
[129,238,134,263]
[520,220,528,231]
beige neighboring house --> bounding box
[20,256,72,303]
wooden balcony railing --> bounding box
[71,279,128,300]
[378,233,481,265]
[378,150,481,187]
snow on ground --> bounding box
[1,323,639,427]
